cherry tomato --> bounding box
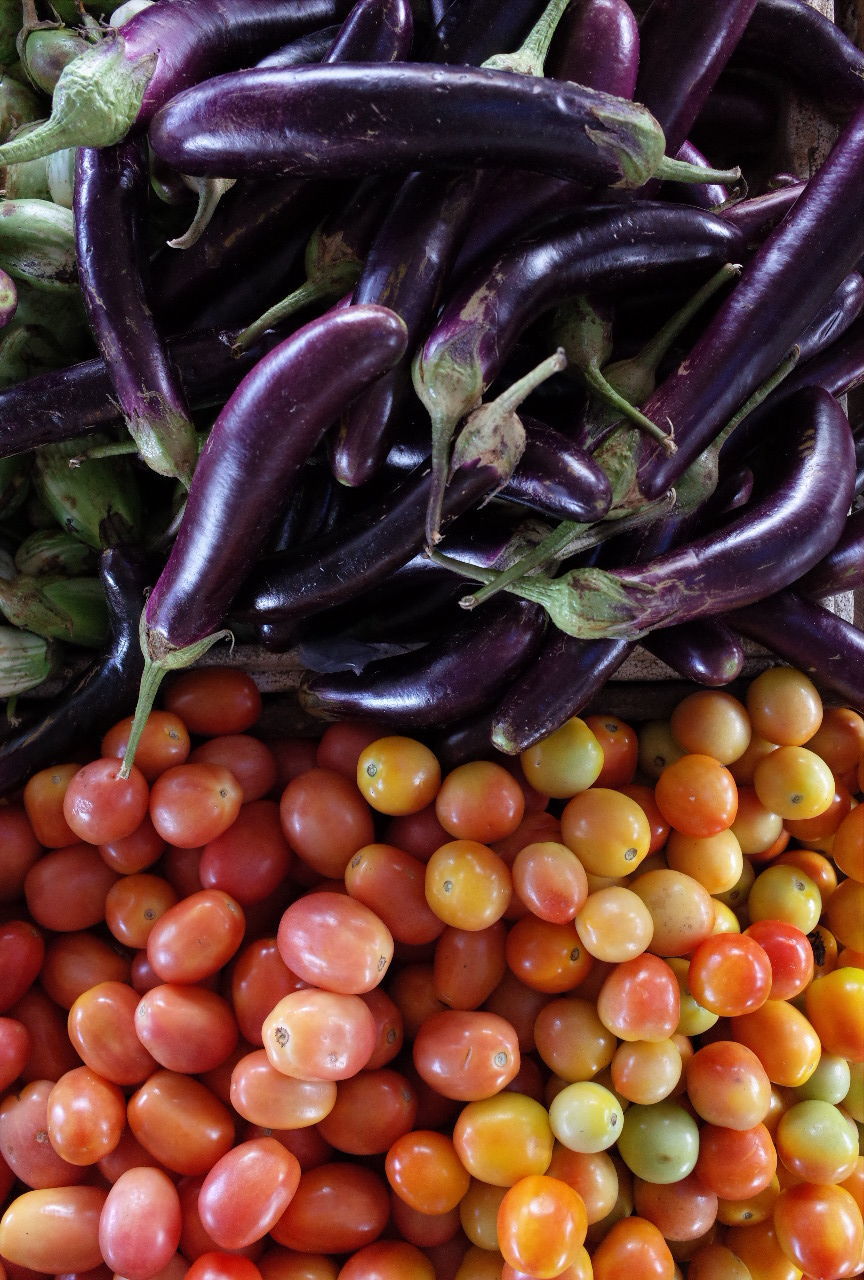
[0,1184,107,1272]
[150,762,243,847]
[753,744,836,821]
[0,1016,30,1092]
[98,812,166,873]
[685,1039,771,1130]
[686,933,773,1017]
[453,1092,554,1187]
[198,1138,302,1251]
[46,1064,125,1166]
[548,1081,624,1155]
[316,1068,418,1155]
[743,919,814,1000]
[354,736,441,815]
[67,979,157,1086]
[773,1182,864,1280]
[0,804,42,902]
[102,708,192,781]
[279,768,375,879]
[629,868,715,957]
[424,840,512,931]
[163,666,262,735]
[147,888,245,983]
[127,1070,235,1176]
[590,1215,675,1280]
[134,982,239,1074]
[61,756,150,845]
[344,842,444,946]
[199,799,292,905]
[24,843,118,932]
[190,733,279,803]
[504,915,593,994]
[610,1037,682,1106]
[775,1097,859,1184]
[804,967,864,1062]
[269,1162,390,1254]
[104,871,179,948]
[745,665,823,745]
[560,788,651,878]
[511,841,589,924]
[670,689,752,764]
[533,996,617,1083]
[574,886,654,963]
[616,1101,700,1185]
[584,714,639,788]
[0,1078,88,1188]
[229,936,307,1047]
[435,761,526,843]
[632,1171,718,1243]
[22,761,79,847]
[432,921,507,1011]
[0,919,45,1013]
[277,891,394,994]
[98,1166,182,1277]
[596,953,681,1043]
[654,754,738,837]
[385,1129,470,1215]
[336,1239,436,1279]
[412,1009,520,1101]
[497,1173,588,1277]
[262,989,376,1082]
[731,999,822,1087]
[230,1049,337,1130]
[518,717,604,799]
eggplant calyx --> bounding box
[506,565,657,639]
[119,615,233,777]
[0,40,157,165]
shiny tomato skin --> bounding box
[276,892,394,994]
[197,1138,302,1250]
[67,979,157,1085]
[146,888,245,983]
[0,920,45,1013]
[279,768,375,880]
[62,757,150,845]
[229,936,308,1047]
[497,1174,588,1278]
[230,1048,337,1130]
[98,1165,182,1279]
[0,1079,88,1188]
[46,1065,126,1166]
[134,983,239,1074]
[199,799,292,906]
[149,762,244,848]
[412,1009,521,1101]
[0,1184,107,1273]
[162,666,262,735]
[127,1070,235,1176]
[269,1161,390,1254]
[262,989,377,1082]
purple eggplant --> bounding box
[727,590,864,708]
[547,0,639,96]
[495,387,855,640]
[640,618,746,685]
[147,60,740,187]
[635,101,864,501]
[75,138,199,487]
[733,0,864,118]
[118,303,408,774]
[299,595,548,729]
[413,201,745,542]
[718,180,805,244]
[636,0,759,157]
[0,547,151,796]
[426,0,540,65]
[795,507,864,600]
[665,140,730,210]
[0,0,357,165]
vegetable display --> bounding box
[0,0,862,1267]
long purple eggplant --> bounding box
[0,324,286,461]
[299,595,548,729]
[494,387,855,639]
[147,61,740,187]
[635,101,864,501]
[635,0,759,157]
[640,618,746,685]
[726,590,864,708]
[118,304,407,776]
[547,0,639,95]
[330,168,485,486]
[795,507,864,600]
[413,201,745,542]
[0,0,356,165]
[74,139,199,487]
[733,0,864,118]
[425,0,540,65]
[0,547,151,797]
[718,180,805,244]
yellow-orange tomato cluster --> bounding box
[0,664,862,1279]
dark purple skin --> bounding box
[331,167,487,486]
[0,548,151,797]
[733,0,864,117]
[0,324,289,461]
[299,596,548,729]
[107,0,357,125]
[726,590,864,708]
[384,412,614,525]
[148,0,414,329]
[233,457,512,627]
[146,61,706,185]
[667,140,729,209]
[253,23,342,69]
[425,0,539,65]
[491,633,636,754]
[640,618,746,685]
[547,0,640,96]
[635,0,759,156]
[796,507,864,600]
[144,304,408,658]
[414,201,744,526]
[718,181,805,243]
[636,103,864,501]
[74,138,199,487]
[540,387,856,640]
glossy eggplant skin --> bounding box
[552,387,856,640]
[0,548,151,796]
[640,618,746,685]
[148,61,676,185]
[636,102,864,501]
[635,0,758,155]
[727,590,864,707]
[796,507,864,599]
[144,305,408,656]
[299,596,547,729]
[548,0,640,97]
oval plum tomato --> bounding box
[595,953,680,1042]
[67,979,158,1086]
[147,888,245,983]
[685,1040,772,1130]
[46,1065,126,1166]
[432,920,507,1011]
[24,843,119,932]
[584,714,639,788]
[134,983,239,1074]
[743,918,815,1000]
[669,689,752,764]
[804,967,864,1062]
[573,886,655,964]
[453,1092,554,1186]
[126,1070,235,1176]
[0,1184,107,1272]
[269,1162,390,1254]
[745,665,823,745]
[22,761,79,847]
[197,1138,302,1250]
[229,1048,336,1130]
[0,804,42,902]
[560,787,651,878]
[162,666,262,735]
[62,756,150,845]
[412,1010,520,1101]
[548,1081,624,1156]
[355,736,441,816]
[424,840,512,930]
[279,767,375,879]
[435,760,525,843]
[616,1101,700,1185]
[276,892,394,994]
[497,1174,588,1278]
[518,716,604,799]
[229,936,307,1047]
[316,1067,418,1156]
[510,842,589,924]
[98,1166,182,1277]
[0,919,45,1013]
[0,1016,30,1092]
[262,989,377,1082]
[385,1129,470,1214]
[686,933,773,1017]
[190,733,278,803]
[731,1000,822,1087]
[102,710,192,781]
[773,1182,864,1280]
[654,753,738,837]
[628,868,715,957]
[149,762,243,847]
[344,843,445,946]
[752,744,835,820]
[590,1215,675,1280]
[0,1078,88,1188]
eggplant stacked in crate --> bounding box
[0,0,861,782]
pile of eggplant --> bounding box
[0,0,862,790]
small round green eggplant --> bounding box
[0,624,56,695]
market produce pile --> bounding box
[0,0,860,785]
[0,666,862,1277]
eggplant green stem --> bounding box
[633,262,742,374]
[119,614,232,777]
[653,154,744,188]
[168,177,236,251]
[233,270,358,353]
[483,0,570,76]
[715,346,801,450]
[582,365,676,452]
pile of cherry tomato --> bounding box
[0,662,862,1280]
